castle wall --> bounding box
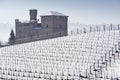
[14,10,68,44]
[52,16,68,35]
[41,16,68,36]
[15,31,66,44]
[41,16,54,34]
[15,21,38,39]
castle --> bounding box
[9,9,68,44]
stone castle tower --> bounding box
[13,9,68,44]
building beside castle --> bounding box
[9,9,68,44]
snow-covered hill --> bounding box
[0,29,120,80]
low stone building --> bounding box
[11,9,68,44]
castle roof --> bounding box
[41,11,67,16]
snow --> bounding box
[0,30,120,80]
[22,20,30,23]
[41,11,67,16]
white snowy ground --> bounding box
[0,30,120,80]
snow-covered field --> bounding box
[0,30,120,80]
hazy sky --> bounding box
[0,0,120,41]
[0,0,120,24]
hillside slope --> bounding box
[0,30,120,80]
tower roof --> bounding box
[41,11,68,16]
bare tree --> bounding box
[90,26,92,32]
[103,24,105,31]
[83,28,86,33]
[0,41,3,47]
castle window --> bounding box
[24,23,29,26]
[46,24,48,28]
[30,35,33,38]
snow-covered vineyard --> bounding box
[0,30,120,80]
